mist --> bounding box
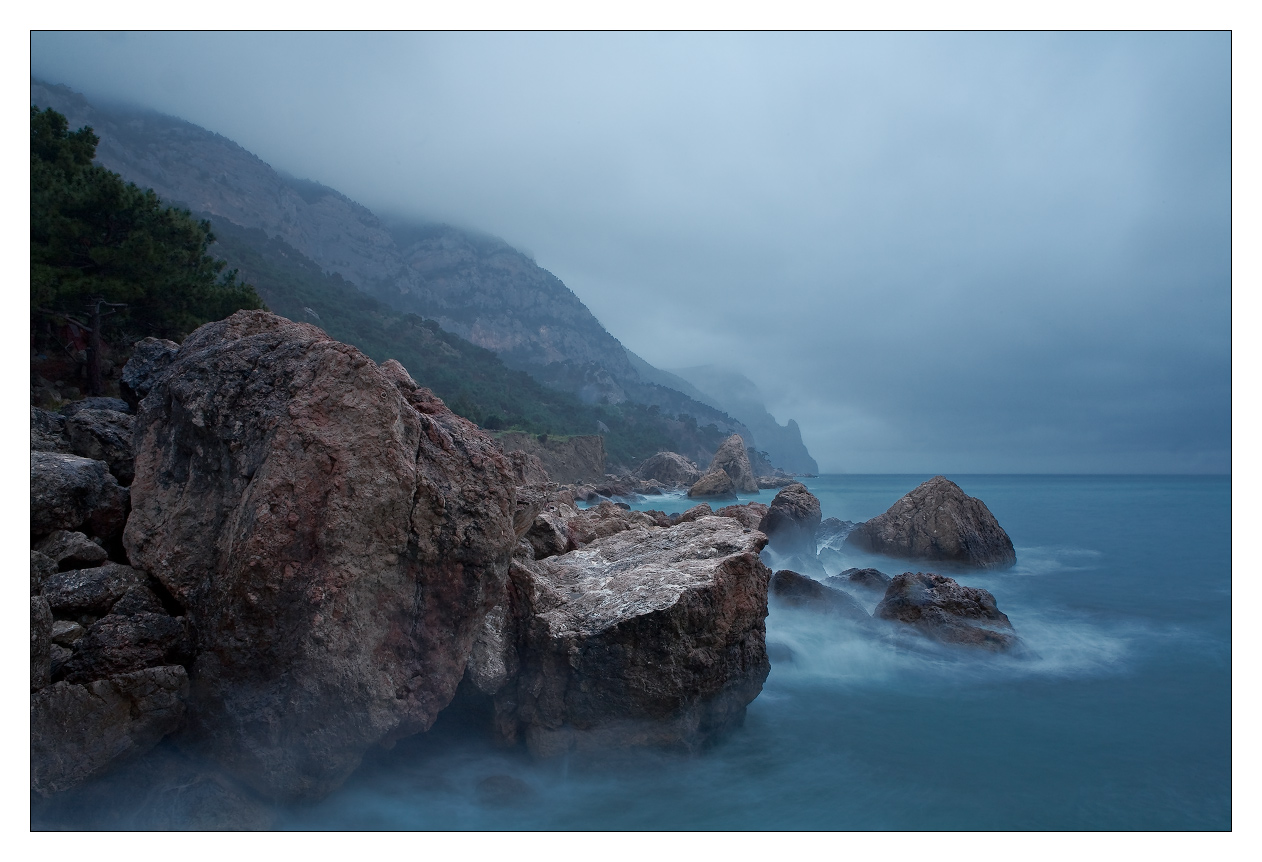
[29,31,1230,473]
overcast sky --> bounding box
[30,31,1230,473]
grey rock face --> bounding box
[50,619,86,646]
[64,408,135,485]
[758,483,823,556]
[41,563,145,618]
[31,551,57,595]
[32,597,52,691]
[688,469,737,500]
[31,407,71,453]
[30,452,129,540]
[60,397,131,417]
[493,516,771,757]
[122,311,517,801]
[636,452,702,488]
[707,434,759,493]
[845,476,1016,570]
[770,570,870,623]
[34,530,108,571]
[62,613,191,684]
[119,337,179,410]
[874,572,1021,652]
[30,666,188,796]
[816,517,857,551]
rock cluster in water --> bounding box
[29,311,776,823]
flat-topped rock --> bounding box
[490,516,771,756]
[845,476,1016,570]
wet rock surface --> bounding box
[770,569,871,623]
[758,483,823,556]
[875,571,1021,652]
[121,311,518,801]
[491,516,771,756]
[845,476,1016,570]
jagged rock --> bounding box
[715,501,770,531]
[32,597,52,691]
[41,563,145,617]
[816,517,857,551]
[845,476,1016,570]
[564,500,661,547]
[31,407,71,453]
[495,431,606,484]
[688,469,737,500]
[60,397,131,417]
[506,450,550,486]
[34,530,109,571]
[30,666,188,796]
[64,408,135,485]
[51,619,86,646]
[493,516,771,756]
[671,503,714,524]
[706,434,759,493]
[758,483,822,556]
[122,311,517,801]
[119,337,179,410]
[636,452,702,488]
[834,567,892,592]
[30,452,129,540]
[512,485,550,539]
[31,551,57,595]
[770,570,870,622]
[110,584,168,616]
[62,612,191,684]
[875,572,1021,652]
[525,500,580,560]
[465,599,519,698]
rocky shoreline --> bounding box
[30,311,1022,828]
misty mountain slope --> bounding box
[30,78,814,471]
[669,365,820,474]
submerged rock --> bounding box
[758,483,822,556]
[874,571,1021,652]
[845,476,1016,570]
[122,311,517,801]
[834,567,892,592]
[770,570,870,623]
[492,516,771,757]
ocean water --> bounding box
[277,475,1231,830]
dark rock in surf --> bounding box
[770,569,870,623]
[816,517,857,550]
[835,567,892,592]
[757,483,822,556]
[874,571,1021,652]
[845,476,1016,570]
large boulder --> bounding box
[636,452,702,488]
[492,516,771,756]
[61,612,191,684]
[31,407,71,453]
[757,483,822,556]
[30,452,129,541]
[874,572,1021,652]
[715,501,770,531]
[34,530,109,571]
[706,434,759,493]
[30,666,188,796]
[769,569,870,623]
[64,408,135,486]
[687,469,737,500]
[121,311,517,801]
[41,563,145,618]
[845,476,1016,570]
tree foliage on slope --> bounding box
[206,218,729,466]
[30,105,262,352]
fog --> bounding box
[30,32,1231,473]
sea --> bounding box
[276,474,1232,831]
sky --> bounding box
[29,31,1231,473]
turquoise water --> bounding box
[279,475,1231,830]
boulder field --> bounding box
[30,311,777,814]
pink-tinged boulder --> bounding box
[491,516,771,756]
[716,501,770,531]
[687,469,737,500]
[636,451,702,488]
[758,483,822,556]
[845,476,1016,570]
[122,311,517,801]
[564,500,662,547]
[706,434,759,493]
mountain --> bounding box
[30,79,817,471]
[668,366,820,475]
